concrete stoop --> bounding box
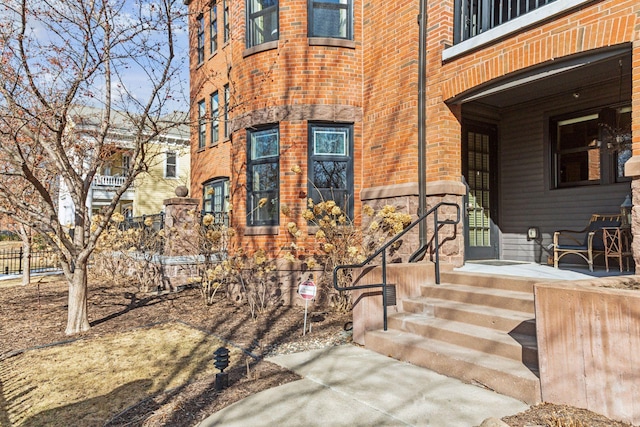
[363,270,542,405]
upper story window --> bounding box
[552,105,631,188]
[308,0,353,39]
[224,84,230,138]
[223,0,230,43]
[247,126,279,226]
[209,4,218,54]
[210,91,219,145]
[198,99,206,149]
[166,151,177,178]
[197,14,205,64]
[122,154,131,175]
[308,123,354,217]
[246,0,278,48]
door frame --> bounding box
[462,121,500,260]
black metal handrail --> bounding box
[332,201,461,330]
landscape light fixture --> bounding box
[213,346,230,391]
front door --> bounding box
[462,122,499,260]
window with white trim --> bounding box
[166,151,177,178]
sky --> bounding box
[0,0,191,114]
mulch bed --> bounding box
[0,275,633,426]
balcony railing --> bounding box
[92,175,127,188]
[453,0,556,44]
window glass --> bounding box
[198,99,206,149]
[251,128,278,158]
[197,14,205,63]
[224,84,230,138]
[210,92,219,144]
[166,151,177,178]
[224,0,230,43]
[247,0,278,47]
[314,127,348,155]
[210,5,218,54]
[309,0,351,39]
[203,178,229,226]
[615,107,632,181]
[556,114,600,185]
[198,100,206,149]
[247,127,279,225]
[552,105,631,188]
[308,124,353,216]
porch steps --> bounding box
[363,271,542,404]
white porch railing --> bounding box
[92,175,127,187]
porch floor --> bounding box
[457,260,635,280]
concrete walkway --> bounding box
[198,345,528,427]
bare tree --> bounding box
[0,0,187,334]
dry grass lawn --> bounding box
[0,323,241,427]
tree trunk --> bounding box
[65,265,90,335]
[21,243,30,286]
[18,225,30,285]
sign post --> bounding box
[298,280,316,336]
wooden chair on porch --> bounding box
[553,214,622,271]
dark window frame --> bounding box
[224,84,230,138]
[210,91,219,145]
[247,125,280,226]
[203,177,229,213]
[246,0,279,48]
[308,0,353,40]
[551,104,631,189]
[223,0,230,43]
[197,14,205,64]
[307,122,354,218]
[198,99,206,149]
[209,4,218,55]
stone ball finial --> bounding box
[175,185,189,197]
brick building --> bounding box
[184,0,639,268]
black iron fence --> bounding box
[0,247,60,275]
[121,213,166,231]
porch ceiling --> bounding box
[450,46,632,109]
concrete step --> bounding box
[365,329,541,405]
[440,270,539,293]
[420,283,534,313]
[402,297,536,335]
[388,312,538,367]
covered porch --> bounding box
[448,45,634,271]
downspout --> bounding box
[417,0,428,248]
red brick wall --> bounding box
[187,0,640,257]
[186,0,365,253]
